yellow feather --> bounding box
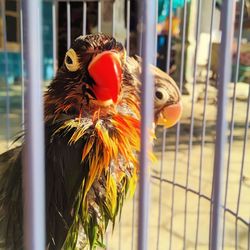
[54,113,142,201]
[106,174,117,217]
[82,137,95,161]
[127,169,138,198]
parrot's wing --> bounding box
[45,123,91,249]
[0,146,23,249]
[0,126,91,250]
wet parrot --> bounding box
[0,34,182,249]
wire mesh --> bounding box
[0,0,250,249]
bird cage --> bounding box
[0,0,250,249]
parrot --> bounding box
[0,33,182,250]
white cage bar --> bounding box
[138,1,156,250]
[22,0,45,249]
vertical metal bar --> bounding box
[126,1,134,246]
[118,221,122,250]
[160,1,173,249]
[177,0,187,92]
[195,1,216,249]
[130,0,138,216]
[248,225,250,250]
[52,0,58,74]
[22,0,45,249]
[1,0,10,147]
[169,1,187,249]
[131,195,135,250]
[156,130,166,250]
[20,0,25,129]
[105,232,109,250]
[97,1,101,33]
[83,1,87,36]
[154,3,163,248]
[221,0,245,248]
[126,0,130,53]
[209,168,215,250]
[166,0,172,73]
[138,23,143,57]
[211,1,235,249]
[137,6,143,58]
[183,0,201,248]
[153,0,158,66]
[235,86,250,249]
[138,1,156,249]
[116,0,122,250]
[112,0,115,37]
[67,1,71,49]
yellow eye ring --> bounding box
[65,48,80,72]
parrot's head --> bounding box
[124,56,182,128]
[45,34,126,119]
[45,33,182,128]
[152,65,182,128]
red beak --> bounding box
[88,51,122,105]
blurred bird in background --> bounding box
[0,33,182,249]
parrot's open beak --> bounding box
[88,51,122,106]
[156,101,183,128]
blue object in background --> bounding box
[158,0,189,23]
[0,1,53,84]
[42,1,54,81]
[0,52,21,84]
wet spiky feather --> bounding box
[55,112,141,249]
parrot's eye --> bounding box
[155,87,169,106]
[65,48,80,72]
[66,55,73,64]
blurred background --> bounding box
[0,0,250,249]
